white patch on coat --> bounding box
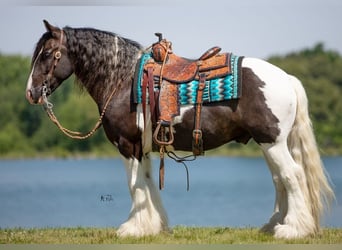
[242,57,297,141]
[26,47,43,92]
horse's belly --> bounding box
[137,103,245,153]
[171,105,249,151]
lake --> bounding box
[0,156,341,229]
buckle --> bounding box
[54,51,62,60]
[192,129,202,139]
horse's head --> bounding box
[26,20,73,105]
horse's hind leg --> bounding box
[117,153,168,237]
[260,152,287,233]
[261,141,315,239]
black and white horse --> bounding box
[25,21,334,239]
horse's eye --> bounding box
[41,50,51,60]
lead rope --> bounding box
[166,151,196,191]
[42,84,119,140]
[41,28,119,140]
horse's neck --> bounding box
[67,30,142,105]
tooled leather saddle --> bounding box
[140,34,236,154]
[134,33,243,189]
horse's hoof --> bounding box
[274,224,311,239]
[116,220,167,237]
[260,212,282,233]
[117,223,144,237]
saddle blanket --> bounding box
[133,52,243,105]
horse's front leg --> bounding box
[117,153,169,237]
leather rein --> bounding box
[42,29,118,140]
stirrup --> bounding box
[153,121,174,146]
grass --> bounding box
[1,227,342,244]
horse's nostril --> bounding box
[26,89,39,104]
[26,90,33,103]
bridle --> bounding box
[42,30,64,100]
[41,28,119,140]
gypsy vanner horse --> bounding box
[25,21,334,239]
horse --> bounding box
[25,20,334,239]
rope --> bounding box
[166,151,197,191]
[42,84,119,140]
[158,41,172,86]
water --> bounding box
[0,157,341,229]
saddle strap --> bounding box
[192,73,206,156]
[147,67,158,125]
[142,67,167,190]
[142,67,159,127]
[142,71,148,127]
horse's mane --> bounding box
[64,26,142,52]
[63,27,143,99]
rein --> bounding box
[42,85,118,140]
[42,29,118,140]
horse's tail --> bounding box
[287,75,335,231]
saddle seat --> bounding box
[146,43,231,83]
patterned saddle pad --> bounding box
[133,52,243,106]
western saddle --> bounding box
[141,33,234,189]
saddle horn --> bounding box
[155,33,163,42]
[152,33,171,63]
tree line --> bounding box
[0,43,341,158]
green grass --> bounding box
[1,227,341,244]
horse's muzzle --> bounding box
[26,88,44,105]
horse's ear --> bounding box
[43,20,61,38]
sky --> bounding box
[0,0,341,59]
